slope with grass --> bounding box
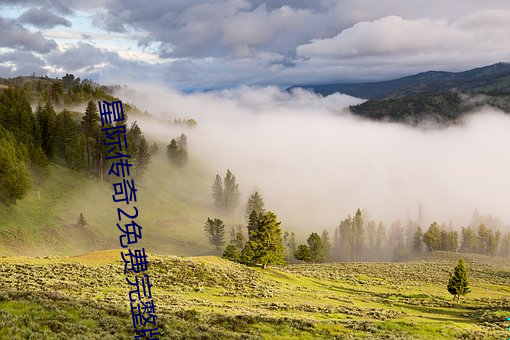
[0,251,509,339]
[0,152,225,257]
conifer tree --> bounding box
[223,244,240,262]
[352,209,364,261]
[423,222,441,251]
[321,229,331,261]
[244,211,285,268]
[78,212,87,226]
[134,135,151,177]
[212,174,224,211]
[204,218,225,251]
[294,244,312,262]
[223,169,240,214]
[0,130,31,205]
[412,226,423,254]
[81,100,99,174]
[447,259,470,303]
[245,191,265,220]
[307,232,325,263]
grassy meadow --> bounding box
[0,250,509,339]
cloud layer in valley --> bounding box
[120,85,510,231]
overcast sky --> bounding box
[1,0,510,90]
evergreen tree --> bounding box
[321,229,331,262]
[460,226,478,253]
[247,210,258,238]
[150,141,159,155]
[204,218,225,251]
[375,222,387,258]
[447,259,471,303]
[307,232,325,263]
[412,226,423,254]
[366,220,377,259]
[294,244,312,262]
[134,135,151,177]
[223,169,240,214]
[81,100,99,174]
[0,130,31,205]
[245,191,265,220]
[55,109,81,168]
[223,244,240,262]
[423,222,441,251]
[332,227,341,261]
[240,243,255,264]
[229,225,246,251]
[352,209,364,261]
[499,232,510,258]
[166,134,188,167]
[78,212,87,226]
[36,102,57,158]
[212,174,224,211]
[338,216,352,261]
[283,231,297,262]
[245,211,286,268]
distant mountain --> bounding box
[289,62,510,100]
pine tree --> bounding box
[78,212,87,226]
[0,130,31,205]
[307,232,325,263]
[460,226,478,253]
[412,226,423,254]
[247,210,259,241]
[223,169,240,214]
[229,225,246,251]
[240,243,255,264]
[212,174,224,210]
[376,222,387,259]
[366,220,377,259]
[166,134,188,167]
[321,230,331,262]
[447,259,471,303]
[134,135,151,177]
[283,231,297,262]
[338,216,352,261]
[245,211,286,268]
[423,222,441,251]
[294,244,312,262]
[245,191,265,220]
[81,100,99,174]
[223,244,240,262]
[352,209,364,261]
[204,218,225,251]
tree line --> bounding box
[295,210,510,263]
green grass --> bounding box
[0,153,225,256]
[0,251,509,338]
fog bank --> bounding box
[118,85,510,231]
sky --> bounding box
[1,0,510,90]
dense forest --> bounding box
[0,75,151,205]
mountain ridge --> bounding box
[289,62,510,100]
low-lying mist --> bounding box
[117,85,510,232]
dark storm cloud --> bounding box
[0,16,57,53]
[18,7,72,29]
